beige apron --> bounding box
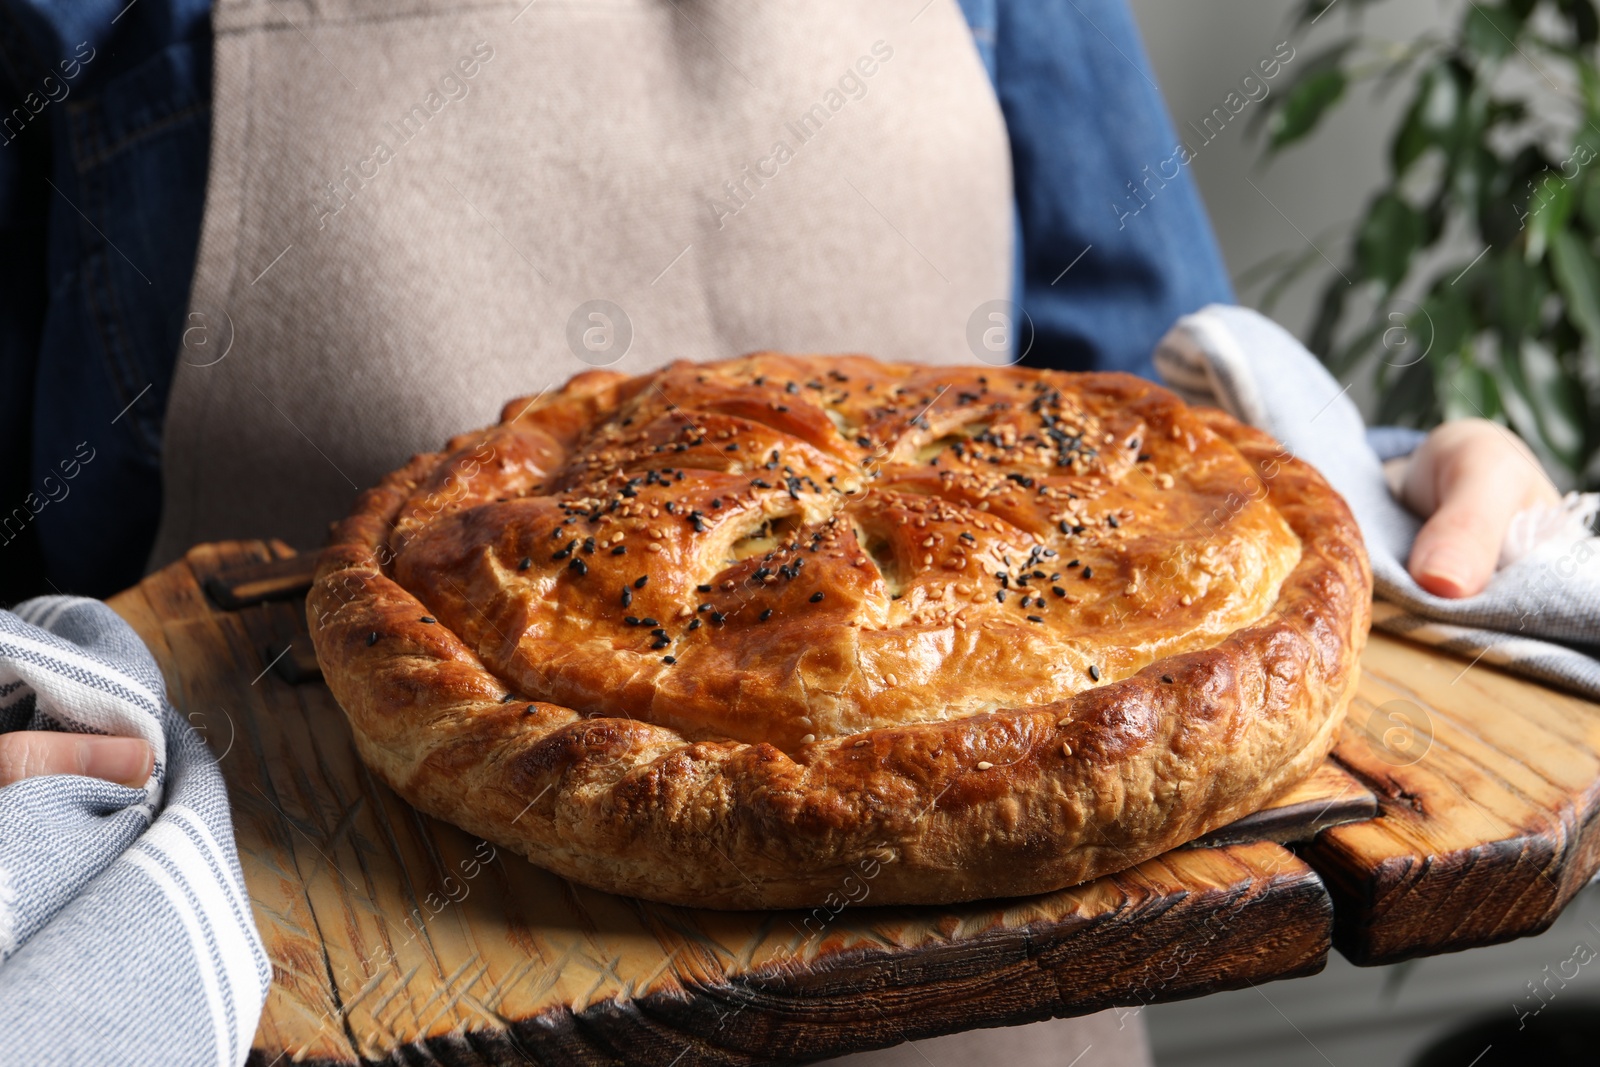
[150,0,1017,562]
[154,1,1149,1061]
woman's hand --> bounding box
[0,732,153,789]
[1393,418,1561,598]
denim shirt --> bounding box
[0,0,1233,598]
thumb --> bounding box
[1409,492,1507,598]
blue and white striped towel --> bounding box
[0,596,269,1066]
[1155,304,1600,702]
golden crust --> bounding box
[307,355,1371,908]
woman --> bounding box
[0,1,1560,1064]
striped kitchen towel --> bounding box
[0,596,269,1067]
[1154,304,1600,702]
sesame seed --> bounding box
[501,693,518,703]
[759,608,774,621]
[1088,665,1101,681]
[976,761,994,770]
[621,589,632,607]
[1027,615,1043,623]
[800,733,816,743]
[518,557,533,570]
[366,632,379,646]
[640,617,658,626]
[688,618,702,631]
[634,575,649,589]
[1052,586,1067,597]
[1082,567,1094,579]
[663,655,677,664]
[420,616,435,624]
[569,558,588,577]
[810,591,824,603]
[1062,742,1073,757]
[611,545,627,555]
[697,583,712,593]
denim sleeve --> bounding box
[1367,425,1427,463]
[993,0,1234,377]
[0,0,211,599]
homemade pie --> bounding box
[308,354,1370,908]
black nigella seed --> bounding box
[518,557,533,570]
[651,627,668,637]
[640,617,658,626]
[621,589,632,607]
[1068,559,1080,568]
[1082,567,1094,579]
[698,603,713,613]
[810,591,824,603]
[1052,586,1067,597]
[995,590,1006,603]
[612,545,627,555]
[583,537,596,554]
[759,608,774,621]
[663,655,677,665]
[725,444,738,452]
[624,616,641,626]
[420,616,435,624]
[697,584,713,593]
[711,611,726,625]
[501,693,517,703]
[1161,675,1174,684]
[1027,615,1043,623]
[711,498,723,509]
[1058,520,1072,535]
[652,638,670,649]
[634,575,649,589]
[1107,515,1120,528]
[569,558,588,577]
[1089,665,1101,681]
[687,618,702,631]
[366,632,379,646]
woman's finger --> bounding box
[0,732,154,789]
[1402,420,1559,598]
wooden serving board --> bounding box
[107,541,1600,1064]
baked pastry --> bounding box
[308,354,1370,908]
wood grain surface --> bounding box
[109,542,1354,1065]
[1305,603,1600,965]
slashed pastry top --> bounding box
[309,354,1370,909]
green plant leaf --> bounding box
[1377,350,1440,425]
[1497,339,1585,476]
[1563,0,1600,45]
[1356,192,1426,291]
[1443,357,1503,422]
[1525,173,1574,263]
[1464,3,1525,63]
[1582,172,1600,231]
[1550,230,1600,351]
[1268,47,1351,150]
